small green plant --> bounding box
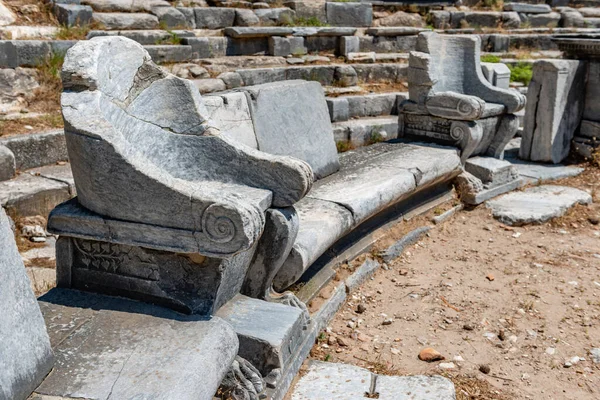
[324,354,331,361]
[508,62,533,85]
[55,23,93,40]
[156,30,183,45]
[336,140,355,153]
[480,54,501,63]
[37,52,65,84]
[367,129,385,145]
[287,16,329,27]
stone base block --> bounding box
[34,288,238,400]
[465,156,519,186]
[0,144,15,181]
[216,294,308,380]
[48,199,256,315]
[1,208,54,400]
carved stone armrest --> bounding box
[466,71,526,113]
[425,92,486,121]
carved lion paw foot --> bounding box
[220,356,266,400]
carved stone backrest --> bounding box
[60,37,313,256]
[408,32,525,114]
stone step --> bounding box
[327,92,406,122]
[291,361,455,399]
[0,130,67,174]
[333,115,399,148]
[0,164,74,217]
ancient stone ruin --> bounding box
[0,0,599,398]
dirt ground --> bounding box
[309,165,600,400]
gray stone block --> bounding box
[217,71,243,89]
[216,294,306,377]
[152,6,188,29]
[0,207,54,400]
[224,26,294,38]
[238,80,340,179]
[503,3,551,13]
[520,59,586,163]
[236,67,286,85]
[285,65,335,85]
[292,361,373,399]
[334,65,357,87]
[92,12,159,30]
[0,144,16,181]
[339,35,359,56]
[509,159,584,182]
[305,36,338,53]
[502,11,521,28]
[82,0,170,12]
[226,37,268,56]
[377,375,456,399]
[465,156,518,186]
[143,44,193,63]
[327,97,350,122]
[177,6,195,28]
[527,12,561,27]
[194,7,235,29]
[584,62,600,122]
[255,7,295,25]
[36,288,238,400]
[326,2,372,27]
[235,8,260,26]
[480,62,511,89]
[286,1,326,23]
[0,172,72,217]
[192,78,226,94]
[464,11,502,28]
[560,10,585,27]
[204,91,257,148]
[0,130,67,170]
[347,93,399,118]
[366,27,425,36]
[580,120,600,139]
[269,36,306,57]
[182,36,227,58]
[0,40,51,68]
[486,185,592,226]
[53,4,93,26]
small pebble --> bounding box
[479,364,491,374]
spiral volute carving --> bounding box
[450,125,465,141]
[457,100,474,116]
[202,204,237,243]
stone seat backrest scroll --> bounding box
[411,32,525,114]
[59,36,314,257]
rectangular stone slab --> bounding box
[0,208,54,400]
[224,27,294,38]
[237,80,340,179]
[35,288,238,400]
[216,294,306,377]
[520,59,586,163]
[204,91,258,149]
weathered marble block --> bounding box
[49,200,258,315]
[0,208,54,400]
[50,36,314,315]
[520,59,586,163]
[399,32,525,162]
